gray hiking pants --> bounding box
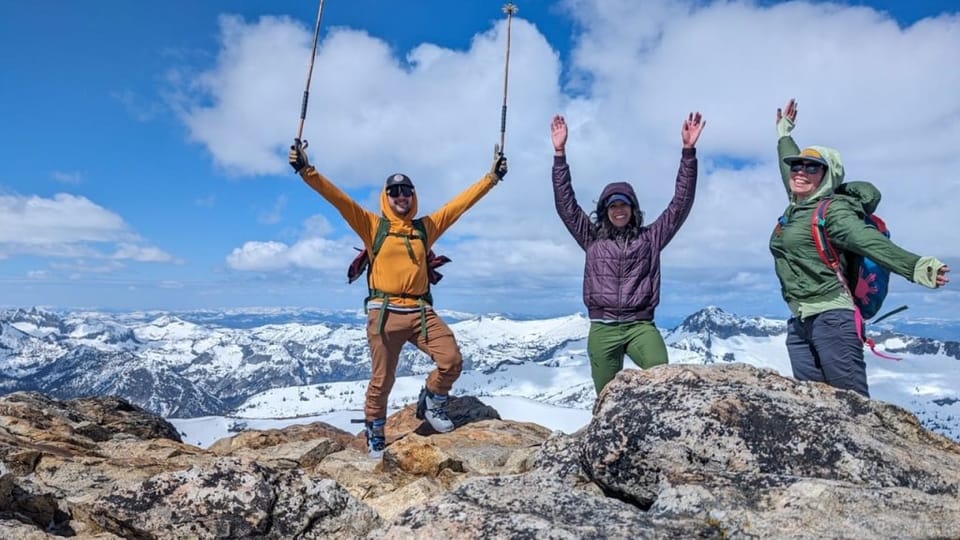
[785,309,868,397]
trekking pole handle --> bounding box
[297,90,310,140]
[499,105,507,152]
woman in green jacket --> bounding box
[769,99,950,397]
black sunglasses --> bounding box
[386,185,414,197]
[789,161,824,174]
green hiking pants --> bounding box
[587,320,668,394]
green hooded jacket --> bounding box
[768,136,921,319]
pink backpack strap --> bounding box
[811,198,901,361]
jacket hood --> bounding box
[380,186,419,222]
[597,182,639,214]
[805,145,845,201]
[796,147,880,213]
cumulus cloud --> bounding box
[226,241,289,271]
[179,0,959,316]
[226,234,355,273]
[175,15,313,176]
[0,193,174,263]
[0,194,130,245]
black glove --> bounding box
[490,144,508,181]
[289,139,310,173]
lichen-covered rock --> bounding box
[3,365,960,539]
[580,363,960,537]
[89,457,381,539]
[377,473,718,539]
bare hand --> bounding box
[937,265,950,287]
[777,98,798,125]
[551,115,568,154]
[681,112,705,149]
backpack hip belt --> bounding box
[366,288,432,340]
[351,217,439,340]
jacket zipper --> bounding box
[617,237,626,321]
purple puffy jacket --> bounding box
[552,149,697,321]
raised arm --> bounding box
[289,141,377,245]
[776,99,800,195]
[647,112,703,250]
[421,149,506,244]
[826,202,951,288]
[551,115,593,250]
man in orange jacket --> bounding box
[289,142,507,458]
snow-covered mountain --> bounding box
[1,306,958,441]
[0,307,586,416]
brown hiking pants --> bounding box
[365,309,463,420]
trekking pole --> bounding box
[497,3,519,154]
[296,0,327,147]
[869,305,909,326]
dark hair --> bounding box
[591,203,644,240]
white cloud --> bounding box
[226,236,354,272]
[175,15,312,176]
[227,241,290,271]
[112,243,176,263]
[0,193,174,264]
[180,1,959,316]
[0,193,130,245]
[175,13,561,185]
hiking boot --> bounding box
[365,418,386,459]
[415,387,454,433]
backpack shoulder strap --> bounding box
[811,198,841,270]
[411,218,428,248]
[371,216,392,257]
[370,217,430,269]
[867,213,889,236]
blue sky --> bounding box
[1,0,958,321]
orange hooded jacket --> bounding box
[300,167,499,308]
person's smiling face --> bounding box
[789,160,826,199]
[607,200,632,228]
[386,184,414,216]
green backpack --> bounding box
[346,217,448,306]
[347,217,450,337]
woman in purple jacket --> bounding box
[551,113,705,394]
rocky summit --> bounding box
[1,363,958,539]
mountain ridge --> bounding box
[1,306,958,441]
